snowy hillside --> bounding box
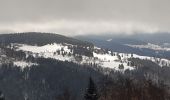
[126,43,170,51]
[13,61,38,69]
[9,43,170,71]
[0,32,170,71]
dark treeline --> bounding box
[99,75,170,100]
[0,32,93,47]
[0,58,103,100]
[0,33,170,100]
[0,58,170,100]
[1,46,170,100]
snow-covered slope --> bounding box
[17,43,72,53]
[13,61,38,69]
[93,52,134,70]
[11,43,170,71]
[14,43,75,62]
[126,43,170,51]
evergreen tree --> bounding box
[119,64,124,70]
[131,53,133,58]
[84,77,98,100]
[117,54,121,61]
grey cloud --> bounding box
[0,0,170,35]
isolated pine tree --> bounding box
[84,77,98,100]
[119,64,124,70]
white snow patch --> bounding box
[14,61,38,68]
[106,39,112,42]
[126,43,170,51]
[15,43,75,61]
[18,43,71,53]
[93,52,134,70]
[93,52,118,61]
[13,43,170,71]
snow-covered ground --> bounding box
[15,43,75,62]
[17,43,72,53]
[126,43,170,51]
[106,39,112,42]
[93,52,134,70]
[13,43,170,71]
[13,61,38,69]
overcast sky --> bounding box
[0,0,169,36]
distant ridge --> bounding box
[0,32,93,47]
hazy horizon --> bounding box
[0,0,170,36]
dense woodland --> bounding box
[0,48,170,100]
[0,32,93,47]
[0,59,170,100]
[0,33,170,100]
